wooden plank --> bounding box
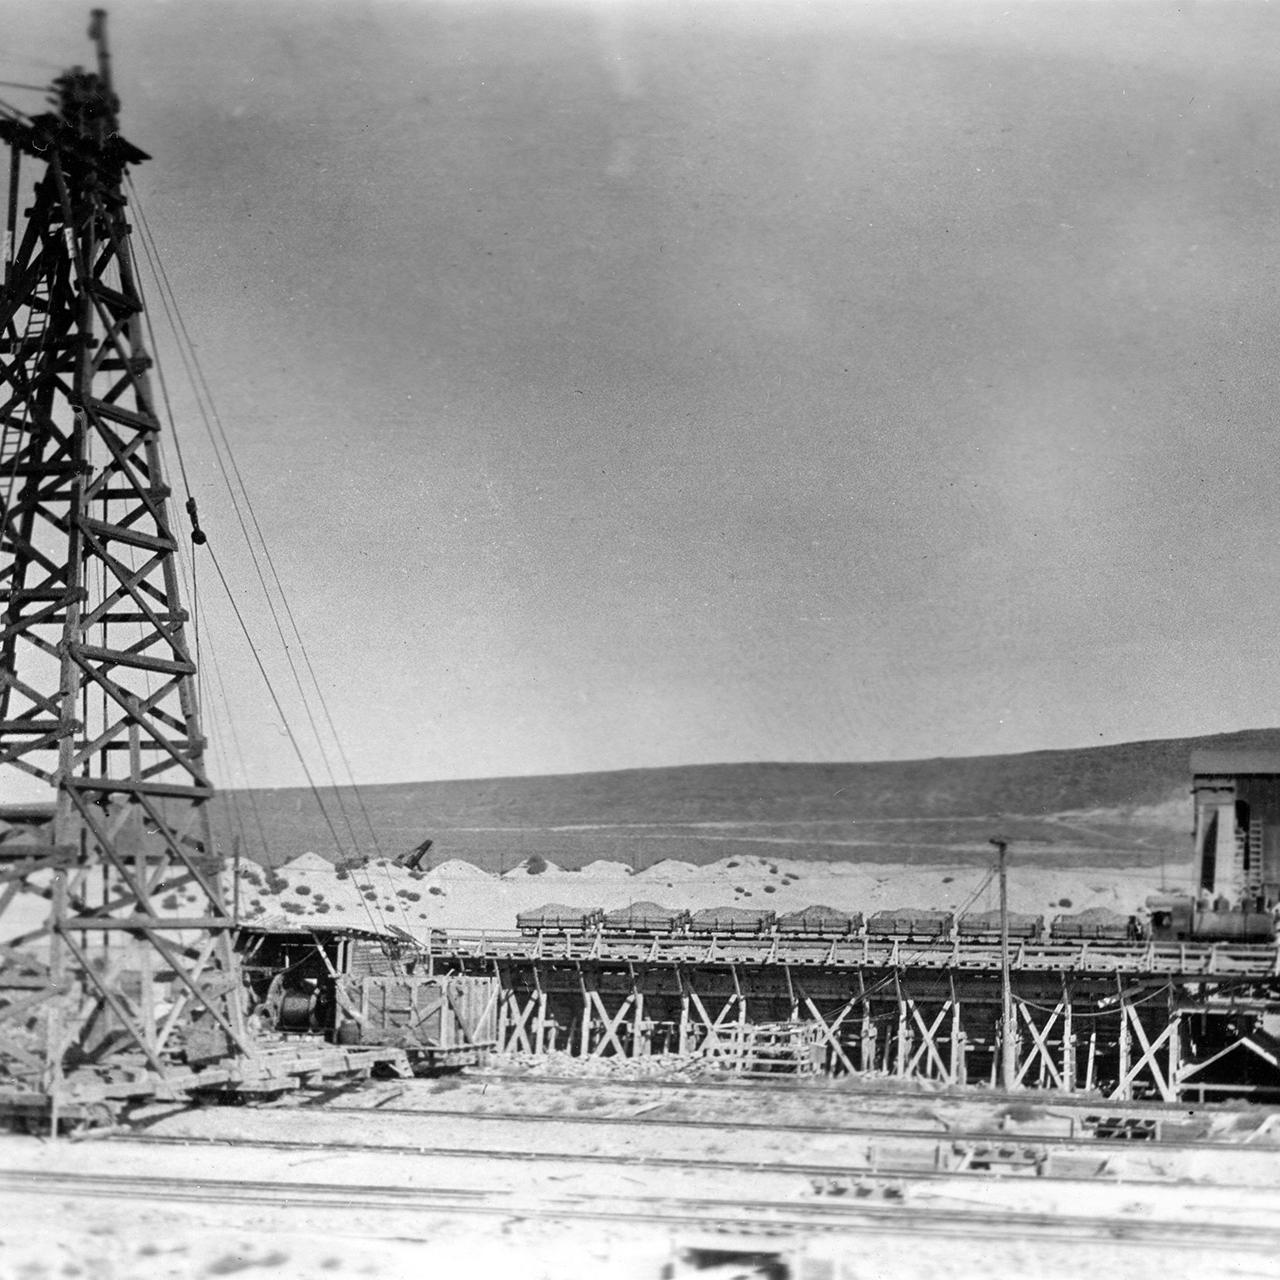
[63,776,212,800]
[71,642,194,677]
[78,515,175,553]
[85,396,159,433]
[58,916,233,931]
[906,1001,952,1080]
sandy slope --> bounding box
[226,851,1181,937]
[0,850,1190,945]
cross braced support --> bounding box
[1014,998,1066,1090]
[0,29,254,1109]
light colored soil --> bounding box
[0,851,1179,948]
[2,1074,1279,1280]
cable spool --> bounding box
[335,1019,362,1046]
[277,991,315,1032]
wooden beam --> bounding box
[794,979,856,1075]
[586,990,634,1059]
[1015,999,1064,1090]
[1061,974,1074,1092]
[905,1000,952,1081]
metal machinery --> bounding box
[0,13,402,1126]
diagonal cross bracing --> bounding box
[0,47,253,1103]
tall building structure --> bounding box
[1190,750,1280,908]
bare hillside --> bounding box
[205,727,1278,870]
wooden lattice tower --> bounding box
[0,13,253,1110]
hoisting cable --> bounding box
[125,210,393,936]
[122,215,272,875]
[835,864,1004,1009]
[135,283,271,889]
[198,620,273,894]
[127,179,417,935]
[125,175,402,866]
[129,183,386,870]
[202,540,391,940]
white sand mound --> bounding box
[503,859,564,879]
[426,859,492,880]
[208,851,1193,938]
[280,852,332,873]
[634,859,701,880]
[576,860,633,878]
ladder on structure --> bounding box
[1246,818,1265,900]
[0,289,49,493]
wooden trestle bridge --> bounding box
[6,13,1280,1124]
[419,931,1280,1102]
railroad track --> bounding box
[4,1165,1279,1250]
[109,1108,1280,1191]
[98,1128,1078,1184]
[316,1100,1272,1154]
[458,1068,1224,1119]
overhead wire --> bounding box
[126,176,418,938]
[0,96,32,123]
[124,190,402,941]
[126,181,373,829]
[124,177,399,866]
[844,864,1002,1009]
[1,58,412,954]
[201,541,391,939]
[124,212,272,870]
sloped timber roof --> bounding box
[1191,749,1280,776]
[237,917,399,940]
[1180,1029,1280,1081]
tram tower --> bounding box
[0,12,253,1113]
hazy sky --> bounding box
[7,0,1280,787]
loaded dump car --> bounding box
[689,906,776,936]
[957,909,1045,942]
[867,908,952,941]
[517,904,605,935]
[777,905,862,937]
[1050,907,1131,941]
[603,901,693,934]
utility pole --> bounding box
[233,834,242,922]
[990,835,1016,1090]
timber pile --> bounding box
[698,1022,825,1077]
[490,1049,738,1080]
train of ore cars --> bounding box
[515,896,1280,944]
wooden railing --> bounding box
[424,929,1280,978]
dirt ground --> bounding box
[2,1071,1279,1280]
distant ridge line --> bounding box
[210,727,1277,869]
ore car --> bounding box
[688,906,777,937]
[1049,907,1132,941]
[777,905,862,937]
[866,907,952,941]
[602,901,692,934]
[516,903,604,935]
[956,909,1045,943]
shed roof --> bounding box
[1191,749,1280,777]
[237,917,397,940]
